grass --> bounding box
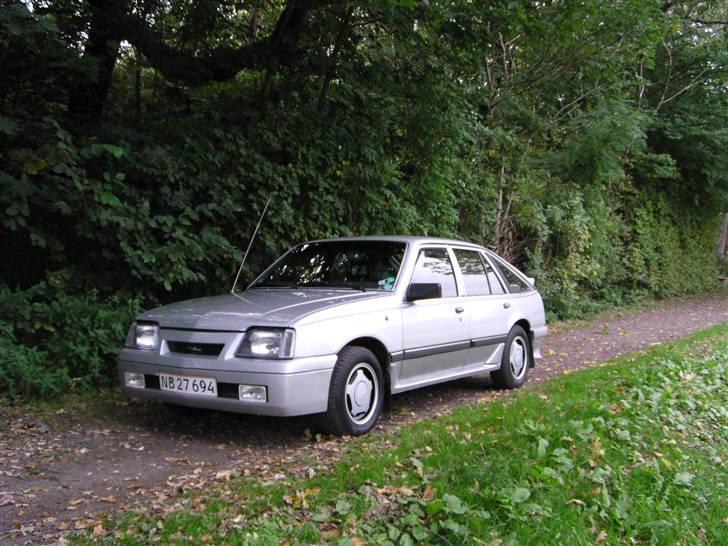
[80,323,728,545]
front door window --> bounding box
[409,247,458,297]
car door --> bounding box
[399,247,469,383]
[451,248,510,370]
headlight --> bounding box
[125,322,159,351]
[236,328,295,359]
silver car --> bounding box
[118,236,547,435]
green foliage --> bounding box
[625,193,719,297]
[0,283,142,399]
[0,325,63,400]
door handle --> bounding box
[455,307,465,313]
[503,302,511,309]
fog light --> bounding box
[238,385,267,402]
[125,372,145,389]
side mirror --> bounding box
[526,276,535,286]
[406,283,442,302]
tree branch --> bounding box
[685,17,728,26]
[116,0,321,86]
[655,68,708,111]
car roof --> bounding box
[307,235,485,249]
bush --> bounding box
[0,283,142,400]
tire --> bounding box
[490,325,531,389]
[320,346,384,436]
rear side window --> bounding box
[410,248,458,297]
[453,249,491,296]
[489,254,531,293]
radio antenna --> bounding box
[231,193,275,293]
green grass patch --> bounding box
[87,325,728,545]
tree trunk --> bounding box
[134,52,142,121]
[68,0,124,123]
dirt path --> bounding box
[2,293,727,543]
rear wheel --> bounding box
[490,325,531,389]
[320,346,383,436]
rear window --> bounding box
[488,254,531,294]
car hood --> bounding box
[137,289,391,331]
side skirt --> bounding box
[391,362,501,394]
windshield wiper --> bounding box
[250,282,300,289]
[308,282,368,292]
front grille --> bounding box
[167,341,224,356]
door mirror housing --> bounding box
[526,276,535,286]
[406,283,442,302]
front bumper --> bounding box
[118,352,337,417]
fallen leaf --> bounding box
[510,487,531,503]
[381,485,415,497]
[320,528,341,540]
[567,498,585,505]
[422,486,437,502]
[674,472,694,486]
[215,470,235,481]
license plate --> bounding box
[159,373,217,397]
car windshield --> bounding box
[250,241,406,291]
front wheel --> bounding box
[320,346,384,436]
[490,325,531,389]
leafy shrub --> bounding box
[624,193,719,297]
[0,324,62,399]
[0,283,142,400]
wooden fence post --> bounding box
[719,212,728,260]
